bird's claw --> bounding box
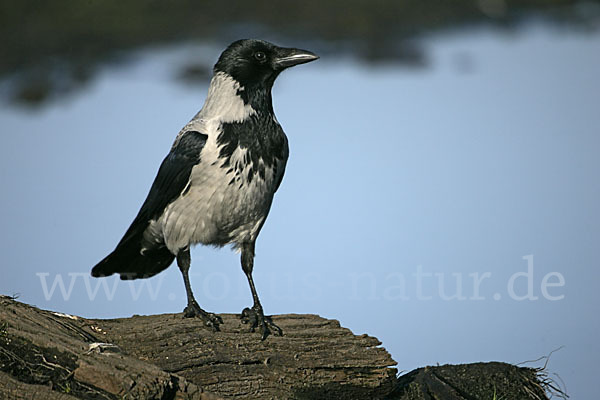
[183,301,223,331]
[240,305,282,340]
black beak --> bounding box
[274,48,319,69]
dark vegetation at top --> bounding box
[1,0,599,107]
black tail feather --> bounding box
[91,237,175,280]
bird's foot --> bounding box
[183,301,223,331]
[240,305,282,340]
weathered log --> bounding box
[0,296,396,399]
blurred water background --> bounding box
[2,1,600,398]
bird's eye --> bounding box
[254,51,266,61]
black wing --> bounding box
[119,130,208,245]
[91,130,208,278]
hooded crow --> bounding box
[91,39,318,339]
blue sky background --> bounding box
[1,23,598,398]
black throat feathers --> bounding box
[216,108,288,185]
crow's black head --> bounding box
[214,39,318,89]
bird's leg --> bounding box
[177,247,222,331]
[239,242,282,340]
